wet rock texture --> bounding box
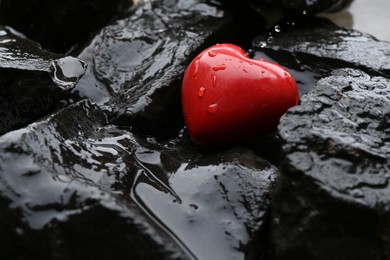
[252,17,390,96]
[75,0,253,138]
[0,100,186,260]
[273,68,390,260]
[0,100,277,259]
[0,26,86,136]
[258,0,353,13]
[1,0,390,259]
[0,1,278,259]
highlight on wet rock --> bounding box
[273,68,390,260]
[0,0,389,259]
[0,25,87,135]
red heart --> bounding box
[182,43,299,146]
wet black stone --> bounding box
[0,98,277,259]
[75,0,262,139]
[0,26,87,135]
[253,0,353,14]
[0,0,133,53]
[0,100,187,260]
[132,136,277,259]
[251,17,390,96]
[272,68,390,260]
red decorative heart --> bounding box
[182,43,299,146]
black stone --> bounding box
[74,0,262,139]
[251,17,390,96]
[0,26,87,135]
[0,0,133,53]
[273,68,390,260]
[253,0,353,14]
[133,136,278,259]
[0,100,187,260]
[0,98,277,259]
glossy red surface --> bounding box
[182,43,299,146]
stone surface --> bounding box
[272,68,390,260]
[74,0,261,139]
[132,136,277,259]
[221,0,352,14]
[0,99,277,259]
[0,0,133,53]
[252,17,390,96]
[252,0,353,14]
[5,1,390,259]
[0,26,87,135]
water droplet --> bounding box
[243,69,248,73]
[212,64,226,71]
[208,49,218,57]
[198,86,205,97]
[267,36,274,44]
[303,10,307,15]
[146,137,157,144]
[213,75,217,87]
[274,25,281,33]
[259,41,267,48]
[50,57,87,91]
[207,103,219,115]
[246,49,255,57]
[193,59,199,77]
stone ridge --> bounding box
[253,18,390,78]
[280,68,390,204]
[273,68,390,260]
[75,0,236,139]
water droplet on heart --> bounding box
[274,25,281,33]
[198,86,205,97]
[243,69,248,73]
[207,104,219,115]
[267,36,274,44]
[213,75,217,87]
[212,64,226,71]
[208,50,218,57]
[193,59,199,77]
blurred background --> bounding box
[323,0,390,41]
